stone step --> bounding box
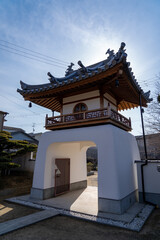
[0,209,59,236]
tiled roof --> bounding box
[3,126,25,132]
[17,42,152,103]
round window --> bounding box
[74,103,87,113]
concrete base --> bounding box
[31,180,87,200]
[30,187,55,200]
[7,187,155,232]
[70,180,87,191]
[98,190,138,214]
[139,192,160,207]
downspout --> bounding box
[139,92,156,206]
[139,92,148,202]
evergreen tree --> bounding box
[0,131,37,170]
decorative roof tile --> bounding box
[17,42,152,103]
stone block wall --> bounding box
[136,133,160,160]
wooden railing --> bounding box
[111,109,132,128]
[45,107,131,130]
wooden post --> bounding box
[129,117,131,127]
[45,114,48,126]
[83,112,85,120]
[108,102,111,117]
[99,89,104,109]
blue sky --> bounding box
[0,0,160,135]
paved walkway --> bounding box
[0,209,59,236]
[10,186,144,222]
[7,187,154,232]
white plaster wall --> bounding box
[136,162,160,194]
[43,142,93,189]
[62,90,100,115]
[97,126,139,200]
[33,125,139,201]
[104,93,117,105]
[63,99,100,115]
[63,91,99,103]
[33,139,95,189]
[103,94,117,111]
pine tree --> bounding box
[0,131,37,171]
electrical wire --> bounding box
[0,43,68,67]
[3,93,49,113]
[0,47,66,68]
[0,39,69,65]
[0,94,41,115]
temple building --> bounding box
[17,43,153,214]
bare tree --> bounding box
[145,77,160,133]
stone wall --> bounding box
[87,133,160,161]
[136,133,160,160]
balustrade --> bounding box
[46,108,131,130]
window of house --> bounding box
[73,103,87,113]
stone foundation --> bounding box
[139,192,160,207]
[30,180,87,200]
[70,180,87,191]
[98,190,138,214]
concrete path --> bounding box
[0,209,59,236]
[7,187,155,232]
[9,187,144,222]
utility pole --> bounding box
[32,123,35,134]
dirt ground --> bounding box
[0,199,39,224]
[0,172,39,223]
[0,210,160,240]
[0,172,160,240]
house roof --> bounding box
[0,111,8,115]
[3,126,38,144]
[3,126,25,132]
[17,42,152,111]
[11,131,39,144]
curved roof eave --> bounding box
[17,42,152,104]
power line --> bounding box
[0,39,69,65]
[9,114,45,119]
[0,43,67,67]
[0,47,66,69]
[14,121,44,127]
[5,93,49,113]
[0,94,41,115]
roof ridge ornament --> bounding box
[115,42,127,60]
[65,62,74,76]
[106,49,115,59]
[144,90,153,102]
[47,72,59,84]
[105,49,115,66]
[78,60,87,73]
